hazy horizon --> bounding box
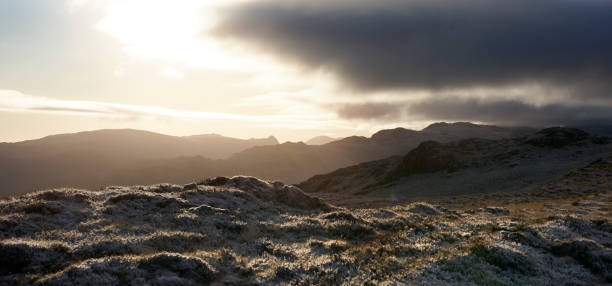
[2,0,611,143]
[0,121,527,144]
[0,127,286,144]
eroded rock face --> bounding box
[0,177,610,285]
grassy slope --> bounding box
[1,158,611,285]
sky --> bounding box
[1,0,611,142]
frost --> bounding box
[0,176,610,285]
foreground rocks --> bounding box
[0,176,610,285]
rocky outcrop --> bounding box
[200,176,332,210]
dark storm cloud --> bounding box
[216,0,612,96]
[408,99,612,126]
[334,99,612,126]
[335,102,403,120]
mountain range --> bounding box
[305,136,339,145]
[0,130,277,196]
[0,122,535,197]
[2,123,612,284]
[298,127,612,205]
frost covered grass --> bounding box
[0,176,610,285]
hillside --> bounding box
[305,135,339,145]
[298,128,612,200]
[0,122,531,197]
[1,170,610,284]
[0,130,278,197]
[0,129,278,160]
[106,122,535,188]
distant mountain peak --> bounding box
[280,141,307,147]
[305,135,338,145]
[423,122,480,131]
[371,127,417,141]
[264,136,279,145]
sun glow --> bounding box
[98,1,205,62]
[93,0,285,73]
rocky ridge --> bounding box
[298,127,612,198]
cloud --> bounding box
[333,98,612,127]
[216,0,612,98]
[0,89,352,129]
[335,102,404,120]
[29,106,114,115]
[408,99,612,127]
